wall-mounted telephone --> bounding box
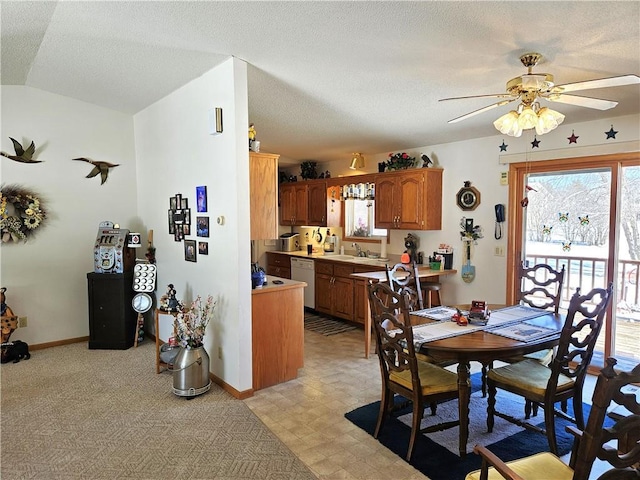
[495,204,505,239]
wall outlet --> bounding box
[18,316,28,328]
[494,246,505,257]
[218,346,223,359]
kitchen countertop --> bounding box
[251,275,306,294]
[268,249,400,267]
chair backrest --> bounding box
[386,262,424,312]
[571,357,640,480]
[547,283,613,401]
[519,262,566,314]
[368,281,420,390]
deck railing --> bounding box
[524,254,640,307]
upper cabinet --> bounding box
[279,183,309,226]
[279,179,329,226]
[374,169,442,230]
[250,152,279,239]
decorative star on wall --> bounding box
[531,136,541,149]
[499,140,508,152]
[568,130,579,144]
[605,125,618,139]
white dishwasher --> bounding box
[290,257,315,309]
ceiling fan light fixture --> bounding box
[517,105,538,130]
[535,107,565,135]
[493,111,522,137]
[349,153,365,170]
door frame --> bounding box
[506,151,639,363]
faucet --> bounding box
[352,242,366,257]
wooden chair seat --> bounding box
[389,360,458,395]
[466,451,573,480]
[487,359,575,398]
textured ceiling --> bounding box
[2,1,639,164]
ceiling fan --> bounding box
[440,52,640,136]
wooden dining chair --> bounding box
[386,262,425,313]
[486,283,613,455]
[368,281,459,461]
[466,357,640,480]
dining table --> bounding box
[351,267,457,358]
[409,305,565,457]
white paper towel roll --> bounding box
[380,237,387,259]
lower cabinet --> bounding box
[266,252,291,279]
[315,261,354,321]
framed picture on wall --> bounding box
[168,210,175,234]
[198,241,208,255]
[196,186,207,213]
[181,197,188,210]
[170,196,177,210]
[196,216,209,237]
[184,240,197,262]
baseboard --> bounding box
[210,372,254,399]
[29,336,89,351]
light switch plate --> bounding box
[500,172,508,186]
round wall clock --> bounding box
[132,292,153,313]
[456,181,481,211]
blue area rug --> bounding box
[344,373,611,480]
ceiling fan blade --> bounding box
[544,93,618,110]
[447,98,517,124]
[551,74,640,93]
[439,93,515,102]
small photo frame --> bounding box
[175,193,182,206]
[184,209,191,224]
[168,210,175,234]
[170,196,177,210]
[197,217,209,237]
[181,198,188,209]
[198,241,208,255]
[182,223,191,236]
[196,186,208,213]
[173,210,184,224]
[174,228,183,242]
[184,240,197,262]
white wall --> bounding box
[1,86,138,344]
[291,114,640,305]
[134,57,252,392]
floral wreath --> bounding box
[0,184,47,243]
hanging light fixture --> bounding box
[493,101,564,137]
[349,153,365,170]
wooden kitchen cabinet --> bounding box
[314,261,354,321]
[266,252,291,279]
[279,183,308,226]
[250,152,279,240]
[374,168,443,230]
[307,181,327,226]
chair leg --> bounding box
[481,362,492,397]
[532,402,539,417]
[525,399,532,419]
[487,381,496,433]
[561,399,568,414]
[433,289,441,307]
[544,401,559,456]
[430,402,437,416]
[407,399,424,461]
[374,387,391,438]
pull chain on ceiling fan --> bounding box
[440,52,640,137]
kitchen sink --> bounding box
[323,255,386,265]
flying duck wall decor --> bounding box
[1,137,42,164]
[73,157,120,185]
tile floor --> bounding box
[244,322,603,480]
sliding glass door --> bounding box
[507,153,640,371]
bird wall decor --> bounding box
[73,157,120,185]
[1,137,42,163]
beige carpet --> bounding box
[1,341,316,480]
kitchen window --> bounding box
[344,198,387,239]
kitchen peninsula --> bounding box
[251,276,306,391]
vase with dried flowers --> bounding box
[174,295,216,349]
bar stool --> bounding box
[421,282,442,308]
